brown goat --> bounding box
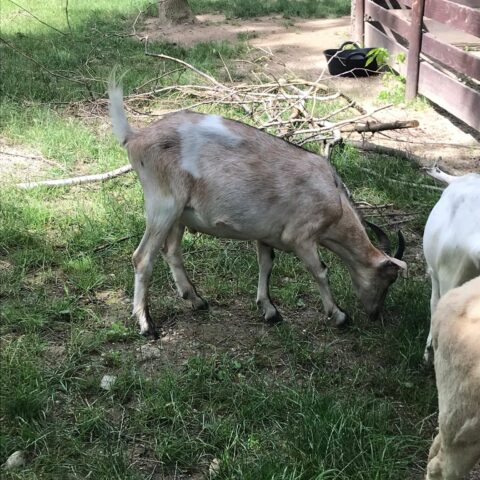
[108,82,406,337]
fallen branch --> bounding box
[16,165,133,189]
[144,50,224,89]
[356,202,394,210]
[93,235,134,253]
[342,120,419,133]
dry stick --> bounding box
[262,80,310,125]
[259,71,331,126]
[16,165,133,189]
[218,51,233,83]
[320,102,355,121]
[297,119,418,142]
[263,102,356,129]
[246,91,339,101]
[7,0,66,35]
[342,120,419,133]
[159,92,237,116]
[325,129,342,160]
[339,92,367,114]
[93,235,134,253]
[0,150,42,160]
[367,211,417,217]
[296,105,394,144]
[131,8,144,38]
[356,203,394,209]
[133,68,184,92]
[144,47,252,114]
[144,48,224,89]
[65,0,72,32]
[318,104,394,133]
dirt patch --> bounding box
[0,138,59,184]
[144,14,350,73]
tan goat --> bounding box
[426,276,480,480]
[108,82,406,337]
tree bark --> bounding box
[159,0,195,24]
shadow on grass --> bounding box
[0,2,247,105]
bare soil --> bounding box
[0,138,55,183]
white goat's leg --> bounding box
[162,223,207,310]
[256,241,282,324]
[426,437,480,480]
[424,274,440,364]
[132,196,181,337]
[295,244,348,327]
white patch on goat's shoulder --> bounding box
[178,115,241,178]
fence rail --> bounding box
[353,0,480,131]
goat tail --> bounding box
[108,75,133,147]
[425,166,458,185]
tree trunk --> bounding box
[159,0,195,24]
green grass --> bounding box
[0,1,439,478]
[0,148,440,478]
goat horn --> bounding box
[394,230,405,260]
[365,220,391,255]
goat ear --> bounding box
[388,257,407,270]
[383,257,408,278]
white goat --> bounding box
[425,276,480,480]
[108,83,406,337]
[423,171,480,362]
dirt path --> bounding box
[144,14,480,175]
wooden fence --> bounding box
[352,0,480,131]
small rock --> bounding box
[100,374,117,391]
[209,457,221,477]
[4,450,26,470]
[139,344,162,360]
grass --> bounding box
[0,1,440,479]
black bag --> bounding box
[323,41,380,77]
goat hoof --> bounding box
[194,299,209,311]
[140,326,159,339]
[265,309,283,325]
[332,309,350,328]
